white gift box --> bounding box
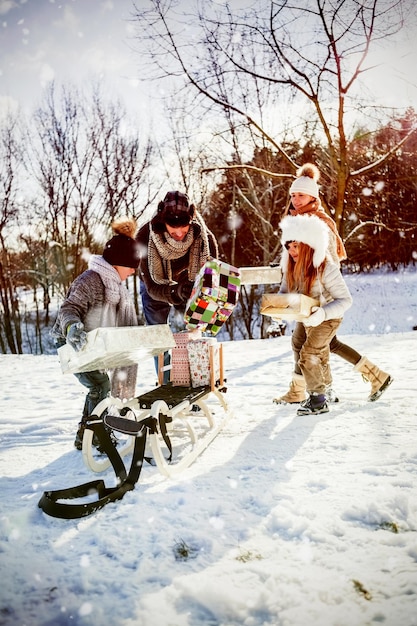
[239,266,282,285]
[58,325,176,374]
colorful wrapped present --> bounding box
[169,332,222,389]
[184,259,241,335]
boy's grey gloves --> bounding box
[67,322,88,351]
[170,280,194,305]
[304,306,326,327]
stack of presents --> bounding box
[169,258,241,390]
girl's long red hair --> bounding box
[286,242,325,295]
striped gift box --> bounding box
[170,330,202,386]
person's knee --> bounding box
[84,388,99,414]
[88,387,104,402]
[299,346,327,366]
[88,374,110,397]
[330,336,341,352]
[291,328,305,352]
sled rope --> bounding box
[38,419,152,519]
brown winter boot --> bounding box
[354,356,393,402]
[273,373,307,404]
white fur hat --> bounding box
[280,214,329,268]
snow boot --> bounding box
[354,356,393,402]
[74,421,94,450]
[74,420,118,451]
[273,373,307,404]
[325,386,339,403]
[297,393,329,416]
[323,363,338,402]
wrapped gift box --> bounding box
[184,259,241,335]
[58,325,176,375]
[171,330,202,386]
[260,293,319,321]
[239,266,282,285]
[187,338,220,388]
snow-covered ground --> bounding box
[0,268,417,626]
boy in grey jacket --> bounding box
[52,218,139,450]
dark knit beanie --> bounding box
[102,218,140,269]
[158,191,195,227]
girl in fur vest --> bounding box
[276,214,352,415]
[51,218,139,450]
[275,164,392,404]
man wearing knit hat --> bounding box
[136,191,218,379]
[51,218,140,450]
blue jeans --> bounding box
[140,282,171,382]
[140,281,171,325]
[55,338,111,420]
[74,370,111,419]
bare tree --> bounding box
[0,111,25,353]
[131,0,417,235]
[0,111,22,251]
[26,82,155,290]
[27,83,91,286]
[89,87,157,221]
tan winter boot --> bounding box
[273,373,307,404]
[354,356,393,402]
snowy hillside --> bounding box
[0,267,416,626]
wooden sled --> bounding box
[82,342,233,478]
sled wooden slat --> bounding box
[135,384,211,410]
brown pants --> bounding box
[295,319,342,394]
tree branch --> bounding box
[201,164,294,179]
[344,220,417,243]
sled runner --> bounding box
[38,419,149,519]
[82,337,232,478]
[38,264,280,519]
[39,328,232,519]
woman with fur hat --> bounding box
[276,213,352,415]
[276,163,392,404]
[51,217,140,450]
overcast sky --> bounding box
[0,0,147,120]
[1,0,416,123]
